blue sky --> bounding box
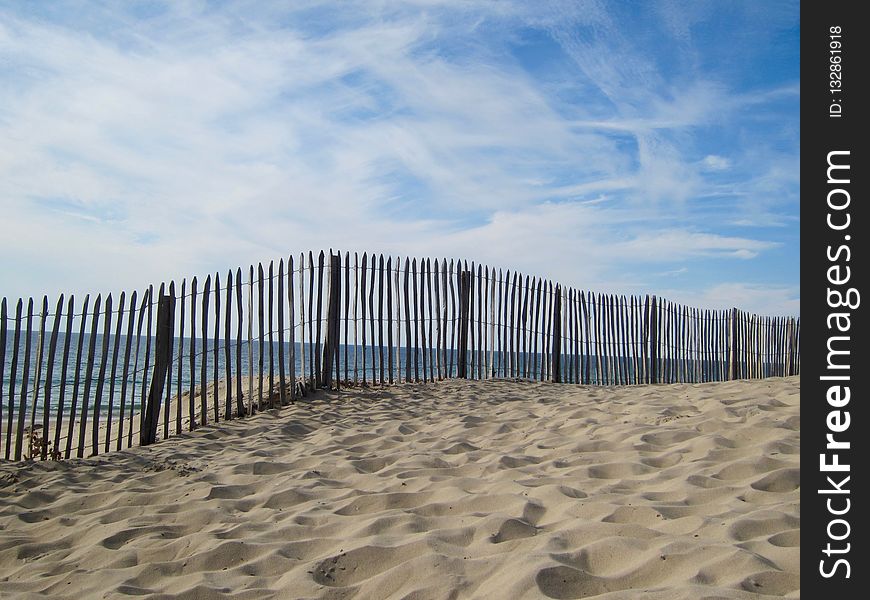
[0,1,799,316]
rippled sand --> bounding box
[0,377,799,599]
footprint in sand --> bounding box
[490,518,538,543]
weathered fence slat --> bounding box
[421,259,430,382]
[621,295,630,385]
[480,266,488,379]
[488,268,496,379]
[163,283,175,441]
[308,251,316,387]
[300,254,308,388]
[468,262,475,379]
[509,271,517,378]
[502,270,510,378]
[13,298,33,460]
[441,260,449,379]
[352,253,358,383]
[76,295,100,458]
[429,259,437,382]
[104,292,125,451]
[321,253,334,389]
[573,290,581,384]
[368,254,377,384]
[277,259,287,407]
[247,268,253,411]
[288,255,297,401]
[257,265,264,409]
[457,270,470,378]
[117,291,136,450]
[402,256,411,382]
[434,259,442,380]
[235,267,244,416]
[7,300,23,459]
[55,295,75,453]
[64,296,87,458]
[394,257,401,382]
[529,278,538,381]
[224,272,233,420]
[552,285,562,383]
[4,298,23,460]
[139,287,153,439]
[322,252,342,389]
[175,282,185,435]
[385,256,393,384]
[312,250,328,387]
[200,276,210,426]
[333,252,343,388]
[361,253,368,385]
[606,295,615,384]
[190,278,198,428]
[344,252,350,383]
[28,297,48,457]
[454,258,460,377]
[39,295,62,458]
[267,261,275,404]
[410,258,419,382]
[379,254,386,384]
[315,251,325,387]
[0,299,6,459]
[212,274,221,423]
[395,258,402,382]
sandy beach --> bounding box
[0,377,799,599]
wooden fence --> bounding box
[0,249,800,461]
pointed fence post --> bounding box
[552,284,562,383]
[649,295,658,384]
[730,307,739,380]
[457,270,471,378]
[322,252,342,389]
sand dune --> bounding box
[0,377,799,599]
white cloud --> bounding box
[701,155,731,171]
[661,282,800,317]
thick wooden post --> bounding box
[552,284,562,383]
[457,270,471,378]
[322,253,342,389]
[141,293,174,446]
